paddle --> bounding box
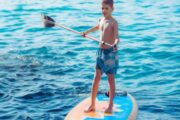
[42,14,113,47]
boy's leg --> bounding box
[84,69,102,112]
[105,74,115,113]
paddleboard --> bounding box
[65,92,138,120]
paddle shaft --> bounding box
[44,18,113,47]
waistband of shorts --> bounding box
[99,45,117,52]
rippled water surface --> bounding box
[0,0,179,120]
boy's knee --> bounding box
[95,69,102,75]
[95,74,101,80]
[107,74,115,79]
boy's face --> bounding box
[101,3,113,18]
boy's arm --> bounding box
[113,21,119,46]
[82,18,101,37]
[83,24,99,35]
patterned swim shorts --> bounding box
[96,46,119,74]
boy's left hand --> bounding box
[112,39,119,51]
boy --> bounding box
[82,0,119,113]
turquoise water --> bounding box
[0,0,179,119]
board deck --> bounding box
[65,93,138,120]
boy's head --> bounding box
[101,0,114,17]
[102,0,113,9]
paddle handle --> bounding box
[54,23,113,47]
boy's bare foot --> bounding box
[104,105,113,114]
[84,105,95,113]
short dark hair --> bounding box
[102,0,114,8]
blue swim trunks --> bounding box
[96,46,119,74]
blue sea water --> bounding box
[0,0,179,120]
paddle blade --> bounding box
[43,15,55,27]
[105,91,128,97]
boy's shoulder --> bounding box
[98,17,118,26]
[98,17,117,22]
[111,17,118,24]
[98,17,104,22]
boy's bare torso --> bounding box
[99,17,118,49]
